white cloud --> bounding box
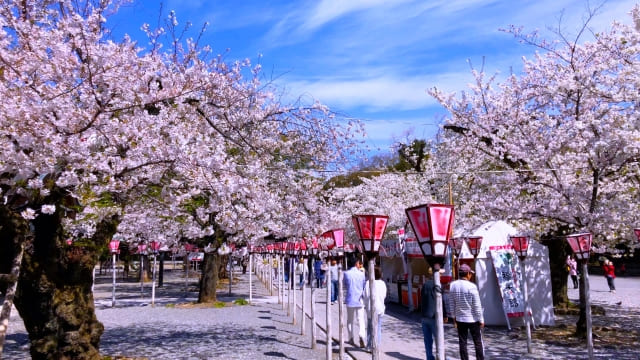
[281,71,478,112]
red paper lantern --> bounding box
[566,233,592,261]
[509,236,530,259]
[108,240,120,254]
[449,237,464,256]
[466,236,483,257]
[405,204,454,259]
[150,240,161,253]
[351,214,389,256]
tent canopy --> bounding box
[456,220,555,326]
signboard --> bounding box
[380,238,423,258]
[380,239,399,257]
[489,245,525,318]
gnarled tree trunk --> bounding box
[198,252,220,303]
[14,212,119,360]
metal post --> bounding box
[302,258,307,335]
[111,253,117,308]
[521,260,532,353]
[278,254,282,305]
[152,253,157,307]
[269,255,273,296]
[288,258,293,316]
[434,263,445,360]
[293,258,297,325]
[185,252,189,296]
[229,256,233,296]
[249,254,253,304]
[338,263,345,359]
[311,284,317,350]
[324,265,331,357]
[584,261,594,360]
[369,257,379,360]
[140,254,144,298]
[281,255,285,310]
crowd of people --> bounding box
[261,251,630,359]
[271,255,487,358]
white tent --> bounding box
[458,220,555,326]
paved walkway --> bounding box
[4,265,640,359]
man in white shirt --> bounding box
[450,263,485,360]
[343,258,367,348]
[363,267,387,351]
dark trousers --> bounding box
[606,276,616,291]
[456,321,484,360]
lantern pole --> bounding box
[567,233,594,360]
[325,262,331,358]
[152,248,157,307]
[406,204,454,360]
[109,240,120,308]
[249,248,253,304]
[138,243,146,299]
[510,236,532,354]
[338,259,345,359]
[352,215,388,360]
[433,261,444,360]
[112,250,117,307]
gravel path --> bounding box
[4,266,640,360]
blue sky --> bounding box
[108,0,637,160]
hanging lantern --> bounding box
[351,214,389,257]
[509,236,530,259]
[566,233,592,261]
[466,236,483,257]
[405,204,454,259]
[108,240,120,254]
[449,237,464,257]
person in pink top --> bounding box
[566,255,578,289]
[602,259,616,293]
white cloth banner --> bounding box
[489,245,525,318]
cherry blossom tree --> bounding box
[429,5,640,335]
[0,0,359,357]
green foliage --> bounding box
[213,301,226,308]
[92,192,116,208]
[181,194,209,214]
[233,298,249,305]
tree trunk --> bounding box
[158,252,165,287]
[0,207,29,355]
[198,252,220,303]
[138,254,152,283]
[14,212,119,360]
[540,235,570,307]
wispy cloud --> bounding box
[283,71,477,113]
[125,0,639,150]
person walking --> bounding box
[602,259,616,293]
[343,258,367,348]
[241,256,248,274]
[420,270,437,360]
[314,258,326,288]
[329,258,339,304]
[566,255,578,289]
[295,258,305,289]
[450,263,484,360]
[364,268,387,351]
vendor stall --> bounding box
[380,237,428,308]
